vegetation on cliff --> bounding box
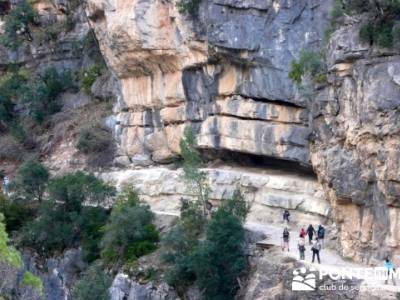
[162,127,249,299]
[329,0,400,48]
[100,186,159,268]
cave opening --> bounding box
[200,148,317,178]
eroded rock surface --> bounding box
[86,0,333,166]
[101,166,331,227]
[311,19,400,264]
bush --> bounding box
[177,0,202,15]
[0,213,22,268]
[161,199,207,292]
[220,189,249,222]
[289,50,325,85]
[0,194,34,232]
[334,0,400,48]
[193,209,246,300]
[72,265,111,300]
[21,68,75,122]
[80,64,104,95]
[0,1,37,49]
[100,187,159,266]
[11,159,49,202]
[77,125,113,154]
[80,206,109,263]
[393,23,400,46]
[22,172,115,256]
[0,70,30,125]
[162,224,198,292]
[21,271,43,296]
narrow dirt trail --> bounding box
[245,222,400,294]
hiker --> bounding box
[317,225,325,247]
[384,257,397,285]
[2,176,9,196]
[306,224,316,245]
[300,227,306,238]
[282,227,290,252]
[311,238,321,264]
[298,234,306,260]
[283,210,290,223]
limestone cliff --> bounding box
[86,0,400,265]
[311,17,400,263]
[86,0,332,166]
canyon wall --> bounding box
[86,0,332,167]
[311,18,400,264]
[86,0,400,265]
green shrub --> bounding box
[11,159,49,202]
[22,172,115,256]
[193,209,246,300]
[0,213,22,268]
[0,194,35,232]
[21,271,43,296]
[163,189,249,297]
[289,50,325,85]
[100,187,159,266]
[375,22,394,48]
[21,68,75,122]
[72,265,111,300]
[0,1,37,49]
[77,125,113,154]
[359,23,374,44]
[392,23,400,46]
[177,0,201,15]
[80,206,109,263]
[80,64,104,95]
[220,189,249,222]
[0,70,30,125]
[333,0,400,48]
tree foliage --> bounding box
[177,0,202,15]
[22,172,115,258]
[289,50,325,85]
[72,265,111,300]
[0,213,22,269]
[180,126,210,218]
[21,68,75,122]
[329,0,400,48]
[21,271,43,296]
[11,159,49,202]
[193,209,246,300]
[0,193,34,232]
[100,187,159,266]
[0,1,37,50]
[162,188,249,298]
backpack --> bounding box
[318,227,325,238]
[283,230,289,239]
[312,242,321,251]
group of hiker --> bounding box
[282,210,325,264]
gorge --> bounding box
[1,0,400,299]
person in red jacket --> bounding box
[300,227,306,238]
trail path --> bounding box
[245,222,400,294]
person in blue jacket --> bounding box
[384,257,397,285]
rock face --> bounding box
[87,0,400,266]
[101,166,331,227]
[22,249,87,300]
[86,0,333,166]
[110,274,177,300]
[242,248,363,300]
[311,18,400,264]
